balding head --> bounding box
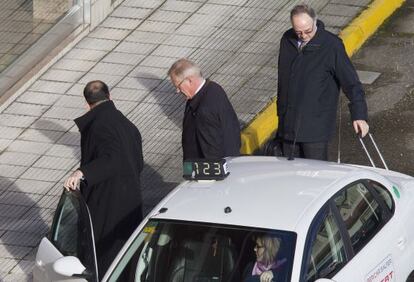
[83,80,110,106]
[168,58,202,81]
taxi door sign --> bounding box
[365,255,395,282]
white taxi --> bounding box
[33,156,414,282]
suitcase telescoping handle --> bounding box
[358,133,389,170]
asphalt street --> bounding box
[329,0,414,176]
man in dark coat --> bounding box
[64,80,143,279]
[168,58,241,160]
[277,4,369,160]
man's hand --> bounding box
[64,170,84,191]
[353,120,369,138]
[260,270,274,282]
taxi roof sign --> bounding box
[183,159,229,180]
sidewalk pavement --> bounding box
[0,0,372,280]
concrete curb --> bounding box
[240,0,406,155]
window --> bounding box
[52,193,81,256]
[369,181,394,213]
[334,182,384,254]
[306,211,346,281]
[108,220,297,282]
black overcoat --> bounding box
[182,80,241,160]
[277,20,368,143]
[75,100,143,278]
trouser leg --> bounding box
[301,142,328,161]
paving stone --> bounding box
[76,37,119,51]
[89,27,130,41]
[318,14,352,27]
[16,91,62,106]
[56,132,80,146]
[175,24,218,37]
[0,217,49,235]
[161,1,202,13]
[110,88,149,102]
[10,179,54,194]
[122,0,164,9]
[9,259,34,274]
[20,168,66,182]
[101,17,142,30]
[4,102,49,117]
[6,140,52,155]
[224,17,268,31]
[90,62,134,76]
[0,244,32,259]
[0,204,30,219]
[186,14,228,26]
[42,106,84,120]
[239,41,278,54]
[18,129,64,144]
[114,41,157,55]
[66,83,85,96]
[30,118,73,132]
[152,45,195,58]
[331,0,371,7]
[0,258,18,273]
[28,80,73,94]
[54,95,85,108]
[149,10,190,23]
[32,155,77,171]
[321,3,361,17]
[126,30,170,44]
[129,66,168,79]
[0,126,23,140]
[102,52,145,65]
[118,76,162,91]
[41,69,84,83]
[65,48,107,62]
[111,6,153,19]
[52,58,95,73]
[140,55,178,68]
[1,230,39,249]
[137,20,180,33]
[45,144,80,159]
[0,152,39,167]
[0,139,12,152]
[0,114,36,128]
[209,0,248,5]
[36,195,60,209]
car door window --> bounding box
[49,190,98,281]
[306,210,346,281]
[333,182,384,254]
[369,181,394,213]
[51,192,81,256]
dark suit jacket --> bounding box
[182,80,241,160]
[277,20,368,142]
[75,100,143,278]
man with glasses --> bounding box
[276,4,369,160]
[168,58,241,160]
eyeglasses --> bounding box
[254,244,264,250]
[175,77,188,93]
[294,21,316,37]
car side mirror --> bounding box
[53,256,86,277]
[315,279,335,282]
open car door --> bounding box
[33,190,98,282]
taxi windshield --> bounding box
[108,219,296,282]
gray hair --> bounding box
[168,58,202,80]
[290,4,317,21]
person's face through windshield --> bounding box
[254,238,265,262]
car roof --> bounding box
[151,156,401,232]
